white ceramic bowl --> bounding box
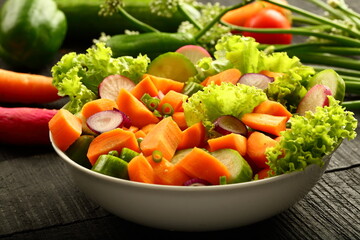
[51,133,332,232]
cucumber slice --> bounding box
[211,149,253,184]
[171,148,193,164]
[65,135,94,168]
[92,154,129,179]
[120,147,140,163]
[308,69,345,102]
[147,52,197,82]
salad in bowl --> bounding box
[49,35,357,230]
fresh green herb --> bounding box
[161,103,174,116]
[152,150,163,163]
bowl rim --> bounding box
[50,132,330,192]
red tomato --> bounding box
[242,8,292,44]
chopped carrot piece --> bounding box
[172,112,188,130]
[49,109,82,152]
[87,128,140,165]
[253,100,292,120]
[81,98,118,118]
[128,154,155,184]
[130,75,159,100]
[208,133,247,156]
[241,113,287,136]
[203,68,241,86]
[247,131,278,169]
[157,90,186,113]
[144,74,184,94]
[177,122,206,150]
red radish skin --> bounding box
[99,75,136,101]
[238,73,273,90]
[296,84,332,116]
[0,107,58,145]
[175,45,212,65]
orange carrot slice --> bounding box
[207,133,247,156]
[241,113,287,136]
[176,147,230,185]
[81,98,118,119]
[116,88,159,128]
[157,90,186,113]
[253,100,292,120]
[172,112,188,130]
[128,154,155,184]
[49,109,82,152]
[247,131,278,169]
[87,128,140,165]
[144,74,184,94]
[140,117,182,160]
[177,122,206,150]
[203,68,242,86]
[130,75,159,100]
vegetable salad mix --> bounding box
[49,35,357,186]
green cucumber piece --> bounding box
[182,82,204,97]
[147,52,197,82]
[120,147,140,163]
[92,154,129,179]
[65,135,94,169]
[171,148,193,164]
[308,69,346,102]
[211,149,253,184]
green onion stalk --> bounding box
[220,0,360,109]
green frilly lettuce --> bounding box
[183,82,267,135]
[51,43,150,113]
[266,97,358,175]
[191,35,315,112]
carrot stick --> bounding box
[203,68,242,86]
[130,75,159,100]
[177,122,206,150]
[0,68,61,104]
[140,117,182,160]
[207,133,247,157]
[140,123,157,134]
[253,100,292,120]
[81,98,118,118]
[116,88,159,128]
[241,113,287,136]
[49,109,82,152]
[176,147,230,185]
[87,128,140,165]
[128,154,155,184]
[247,131,278,169]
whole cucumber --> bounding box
[54,0,187,42]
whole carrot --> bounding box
[0,69,61,104]
[0,107,58,145]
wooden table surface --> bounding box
[0,0,359,239]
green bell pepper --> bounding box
[0,0,67,69]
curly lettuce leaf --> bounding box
[266,97,358,175]
[51,43,150,113]
[183,82,267,134]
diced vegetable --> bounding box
[145,74,185,94]
[213,115,248,136]
[176,147,230,185]
[202,68,241,86]
[65,135,94,168]
[87,128,140,165]
[157,90,186,113]
[253,100,292,120]
[140,117,182,160]
[147,52,197,82]
[130,75,159,100]
[91,151,129,179]
[49,109,82,151]
[247,131,278,170]
[120,147,140,163]
[128,154,155,184]
[116,88,160,128]
[99,74,136,101]
[211,149,253,184]
[296,84,332,116]
[241,113,287,136]
[172,112,188,130]
[208,133,247,157]
[81,98,118,119]
[177,122,206,150]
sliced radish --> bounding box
[213,115,248,136]
[86,109,131,134]
[238,73,274,90]
[175,45,212,65]
[296,84,332,116]
[98,75,136,101]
